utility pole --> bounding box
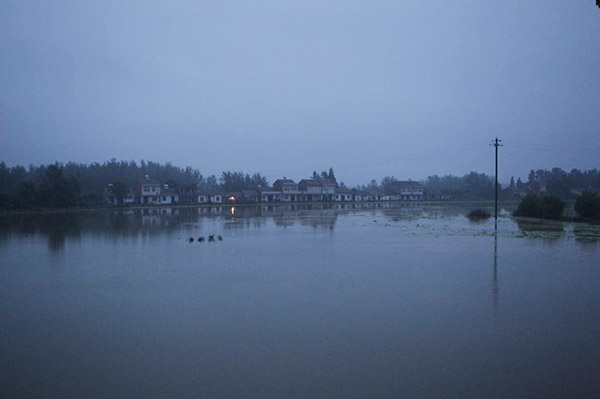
[492,138,503,221]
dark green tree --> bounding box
[111,181,129,204]
[574,190,600,219]
[18,181,37,208]
[327,167,338,187]
[380,176,398,192]
[545,168,572,198]
[38,163,80,207]
[513,194,565,220]
[220,171,269,191]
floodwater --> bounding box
[1,203,599,398]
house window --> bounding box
[162,196,166,201]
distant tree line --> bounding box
[0,159,209,197]
[355,168,600,200]
[355,172,496,200]
[0,159,268,209]
[423,172,495,199]
[521,168,600,199]
[310,168,339,187]
[9,164,81,209]
[1,158,598,210]
[219,172,269,191]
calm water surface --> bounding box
[1,204,599,398]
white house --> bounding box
[394,181,424,200]
[353,192,368,201]
[197,193,210,203]
[160,185,179,204]
[334,187,353,202]
[321,179,336,201]
[136,176,161,204]
[298,179,323,202]
[273,179,300,202]
[258,187,281,203]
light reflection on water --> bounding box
[0,204,599,398]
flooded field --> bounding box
[1,203,599,398]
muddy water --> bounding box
[1,204,599,398]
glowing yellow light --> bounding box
[231,207,235,215]
[229,196,235,201]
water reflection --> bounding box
[492,229,499,317]
[0,205,345,251]
[0,203,433,251]
[0,213,83,251]
[0,203,584,252]
[2,204,600,398]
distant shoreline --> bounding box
[0,199,516,216]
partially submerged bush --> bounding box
[513,194,565,220]
[574,190,600,219]
[467,209,491,220]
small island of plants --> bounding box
[467,209,491,220]
[513,190,600,223]
[513,194,565,220]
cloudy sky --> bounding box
[1,1,599,185]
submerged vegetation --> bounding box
[467,209,491,220]
[513,194,565,220]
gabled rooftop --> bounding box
[396,180,423,187]
[140,178,160,185]
[273,179,296,185]
[257,186,279,193]
[335,187,353,194]
[298,179,321,186]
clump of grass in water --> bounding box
[516,219,565,240]
[467,209,491,220]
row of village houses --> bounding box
[106,175,425,205]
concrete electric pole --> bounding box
[492,137,503,221]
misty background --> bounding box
[1,1,599,186]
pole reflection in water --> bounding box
[492,221,499,317]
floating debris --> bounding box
[218,235,223,241]
[188,237,194,243]
[208,235,215,242]
[198,236,205,242]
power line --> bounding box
[504,142,600,156]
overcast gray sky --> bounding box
[1,1,599,185]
